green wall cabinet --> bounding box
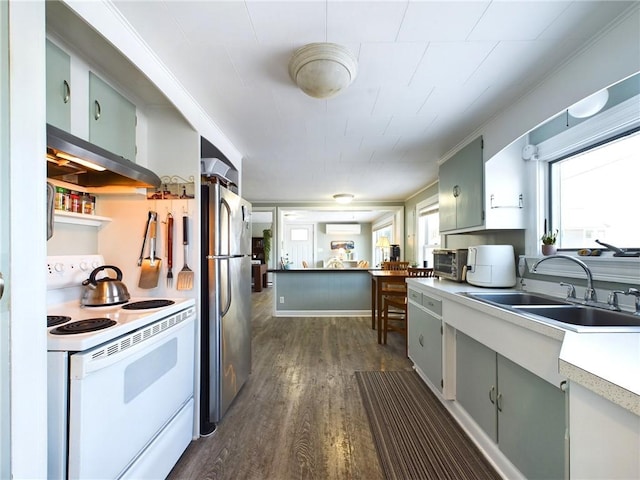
[456,331,566,480]
[46,40,71,131]
[89,72,136,161]
[408,289,443,392]
[438,136,484,232]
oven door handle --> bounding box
[70,314,194,378]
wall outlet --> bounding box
[279,296,284,304]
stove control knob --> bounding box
[54,263,64,273]
[79,261,89,271]
[91,260,100,269]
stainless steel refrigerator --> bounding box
[200,182,252,435]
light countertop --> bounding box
[407,277,640,416]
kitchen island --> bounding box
[271,268,371,316]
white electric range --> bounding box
[47,255,196,479]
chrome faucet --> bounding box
[531,255,597,303]
[625,288,640,316]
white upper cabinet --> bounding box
[483,138,527,230]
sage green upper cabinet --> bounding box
[438,136,484,232]
[46,40,71,131]
[89,72,136,161]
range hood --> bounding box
[46,124,161,188]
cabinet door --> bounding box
[46,40,71,131]
[454,136,484,229]
[422,309,442,392]
[89,72,136,161]
[438,136,484,232]
[497,355,566,480]
[438,157,457,231]
[408,302,427,374]
[455,331,497,441]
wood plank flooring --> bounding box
[168,288,412,480]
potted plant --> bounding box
[262,228,272,264]
[541,229,558,256]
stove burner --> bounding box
[50,318,116,335]
[122,299,175,310]
[47,315,71,328]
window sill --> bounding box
[523,254,640,285]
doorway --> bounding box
[283,223,314,269]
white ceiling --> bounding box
[54,1,634,206]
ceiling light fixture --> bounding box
[333,193,354,204]
[288,43,358,99]
[568,89,609,118]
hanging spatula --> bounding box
[176,215,194,291]
[139,212,162,289]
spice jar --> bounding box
[54,187,67,211]
[70,191,81,213]
[82,194,93,215]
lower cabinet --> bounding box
[456,331,566,480]
[408,290,442,392]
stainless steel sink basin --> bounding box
[465,292,571,306]
[515,306,640,327]
[463,291,640,331]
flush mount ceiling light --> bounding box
[288,43,358,99]
[568,89,609,118]
[333,193,354,204]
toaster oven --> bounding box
[433,249,468,282]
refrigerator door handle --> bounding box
[219,197,232,257]
[221,258,232,317]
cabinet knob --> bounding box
[94,100,101,120]
[496,392,503,412]
[453,185,461,198]
[489,385,496,404]
[418,334,424,347]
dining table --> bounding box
[369,269,410,344]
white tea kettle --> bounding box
[81,265,131,307]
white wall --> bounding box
[480,6,640,162]
[8,1,48,478]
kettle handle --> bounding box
[88,265,123,285]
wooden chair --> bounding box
[357,260,369,268]
[407,267,434,277]
[382,268,435,355]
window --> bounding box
[417,202,440,268]
[550,130,640,248]
[373,223,393,266]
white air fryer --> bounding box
[465,245,516,287]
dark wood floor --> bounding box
[168,288,413,480]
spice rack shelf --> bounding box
[54,211,112,227]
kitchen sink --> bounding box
[464,292,571,306]
[515,306,640,327]
[463,291,640,331]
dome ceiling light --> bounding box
[288,43,358,99]
[568,89,609,118]
[333,193,354,204]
